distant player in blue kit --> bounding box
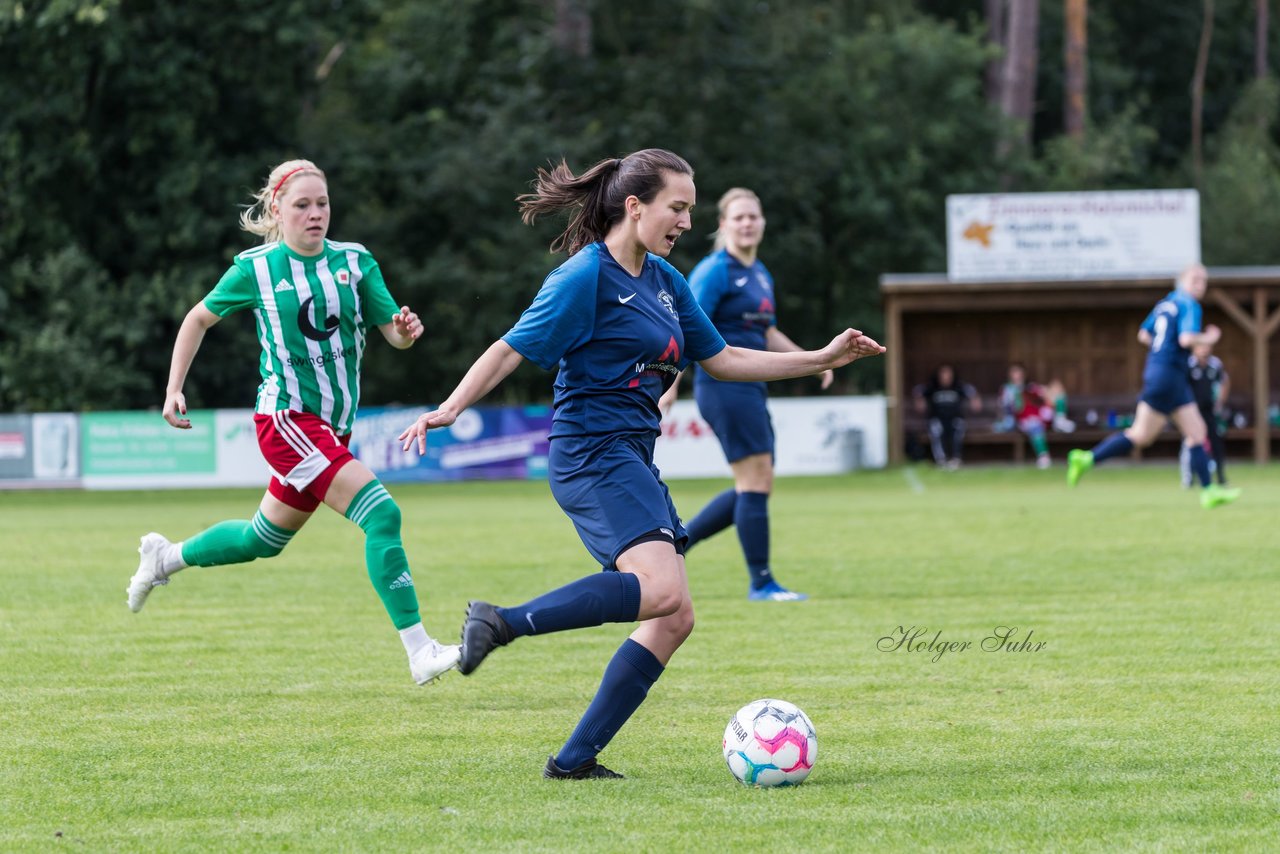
[1066,264,1240,509]
[658,188,830,601]
[399,149,885,779]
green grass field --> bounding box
[2,464,1277,851]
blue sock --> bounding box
[496,572,641,639]
[1188,443,1212,488]
[1091,432,1133,464]
[555,639,664,770]
[684,488,737,549]
[735,491,773,590]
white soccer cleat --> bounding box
[410,640,461,685]
[127,533,172,613]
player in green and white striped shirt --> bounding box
[126,159,460,685]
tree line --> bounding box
[3,0,1278,413]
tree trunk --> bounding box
[550,0,591,58]
[1257,0,1270,79]
[985,0,1007,106]
[1063,0,1087,138]
[998,0,1040,158]
[1191,0,1214,188]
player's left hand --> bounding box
[819,369,835,390]
[823,329,885,369]
[393,306,423,341]
[398,407,458,455]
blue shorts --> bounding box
[549,432,687,570]
[694,374,775,463]
[1139,366,1195,415]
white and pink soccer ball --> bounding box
[722,698,817,787]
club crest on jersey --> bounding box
[336,269,351,286]
[657,289,677,318]
[297,296,341,341]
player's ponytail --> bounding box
[239,159,326,243]
[518,149,693,255]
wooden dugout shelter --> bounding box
[880,267,1280,465]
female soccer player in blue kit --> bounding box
[658,187,828,601]
[399,149,884,779]
[1066,263,1240,509]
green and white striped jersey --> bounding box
[204,239,400,435]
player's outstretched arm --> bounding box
[700,329,884,383]
[398,339,526,454]
[163,303,222,429]
[765,326,834,389]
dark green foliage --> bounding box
[2,1,1278,410]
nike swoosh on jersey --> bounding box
[619,293,637,304]
[734,277,748,287]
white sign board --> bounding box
[654,396,887,479]
[946,190,1200,281]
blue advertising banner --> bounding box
[350,405,552,482]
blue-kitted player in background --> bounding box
[1067,264,1240,509]
[399,150,884,780]
[659,187,831,601]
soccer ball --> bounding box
[722,698,817,787]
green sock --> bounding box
[181,511,296,567]
[346,481,421,631]
[1030,433,1048,456]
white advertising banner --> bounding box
[4,400,886,491]
[80,409,269,490]
[946,190,1200,281]
[654,396,887,479]
[32,413,79,481]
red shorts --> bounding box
[254,410,354,512]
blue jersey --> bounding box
[687,249,777,350]
[688,249,777,394]
[504,242,726,439]
[1140,289,1201,371]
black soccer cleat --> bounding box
[457,600,515,675]
[543,755,625,780]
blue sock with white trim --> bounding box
[346,480,420,631]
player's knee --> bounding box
[669,601,695,644]
[248,514,295,559]
[644,576,685,617]
[359,495,402,538]
[252,539,286,559]
[1125,426,1155,448]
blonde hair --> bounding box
[1177,262,1208,287]
[711,187,762,251]
[239,159,327,242]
